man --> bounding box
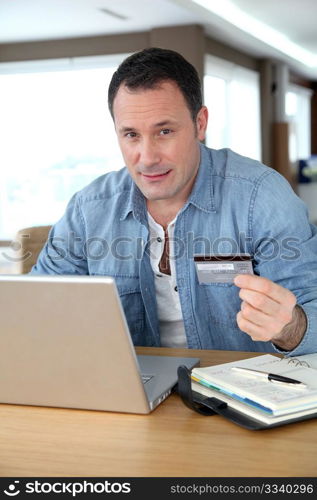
[31,47,317,355]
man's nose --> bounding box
[139,138,161,167]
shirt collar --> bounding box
[185,142,216,214]
[120,180,147,223]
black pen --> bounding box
[231,367,307,388]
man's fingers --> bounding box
[236,311,264,341]
[240,301,268,326]
[239,288,279,315]
[238,302,287,338]
[239,287,295,327]
[234,274,294,305]
[235,275,297,342]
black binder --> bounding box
[177,365,317,431]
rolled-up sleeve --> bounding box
[251,170,317,355]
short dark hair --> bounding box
[108,47,202,121]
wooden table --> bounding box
[0,347,316,477]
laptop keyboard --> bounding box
[141,374,154,384]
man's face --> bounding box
[112,80,208,206]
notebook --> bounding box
[286,353,317,370]
[0,275,199,414]
[190,354,317,426]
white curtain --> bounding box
[286,84,312,162]
[0,55,127,239]
[204,54,262,162]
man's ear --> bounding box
[196,106,208,141]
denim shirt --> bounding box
[31,144,317,355]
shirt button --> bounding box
[157,237,162,243]
[174,286,178,292]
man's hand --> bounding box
[233,274,306,350]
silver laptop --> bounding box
[0,275,199,413]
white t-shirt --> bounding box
[147,212,187,348]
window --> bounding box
[0,55,128,240]
[286,84,316,223]
[286,84,312,163]
[204,54,261,161]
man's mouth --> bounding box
[141,170,171,181]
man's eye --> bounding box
[125,132,137,138]
[159,129,172,136]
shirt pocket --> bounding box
[201,282,241,326]
[112,275,145,345]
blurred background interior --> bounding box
[0,0,317,274]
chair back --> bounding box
[15,225,52,274]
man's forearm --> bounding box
[272,305,307,351]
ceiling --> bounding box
[231,0,317,54]
[1,0,317,80]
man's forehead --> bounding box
[113,80,186,106]
[119,79,179,95]
[112,81,189,124]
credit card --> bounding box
[194,254,253,284]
